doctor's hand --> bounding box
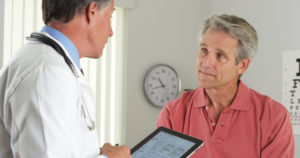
[100,143,132,158]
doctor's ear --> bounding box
[237,58,250,75]
[85,2,98,23]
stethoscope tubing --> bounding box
[27,33,95,131]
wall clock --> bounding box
[144,64,181,108]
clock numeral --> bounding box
[150,91,154,95]
[171,78,175,82]
[161,69,166,73]
[161,99,164,103]
[167,97,170,101]
[171,92,174,96]
[149,84,153,87]
[155,97,159,100]
[173,85,177,88]
[297,58,300,76]
[156,71,160,75]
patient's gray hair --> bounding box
[199,14,258,63]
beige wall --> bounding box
[124,0,211,147]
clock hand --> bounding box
[158,78,166,88]
[152,85,164,89]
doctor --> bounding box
[0,0,131,157]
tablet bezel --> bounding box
[131,126,204,158]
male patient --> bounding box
[157,14,295,158]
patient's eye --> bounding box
[200,48,208,56]
[217,52,223,59]
[216,52,228,63]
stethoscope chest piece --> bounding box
[81,104,95,131]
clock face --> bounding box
[144,64,181,108]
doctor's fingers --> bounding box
[100,143,131,158]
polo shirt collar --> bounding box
[193,81,251,111]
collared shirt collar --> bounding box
[193,81,251,111]
[41,26,81,70]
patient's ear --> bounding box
[237,58,250,75]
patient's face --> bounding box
[196,29,242,89]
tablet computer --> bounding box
[131,127,204,158]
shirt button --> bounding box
[212,122,216,126]
[205,106,209,110]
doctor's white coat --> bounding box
[0,34,105,158]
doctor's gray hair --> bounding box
[199,14,258,64]
[42,0,111,25]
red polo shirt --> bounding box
[157,81,294,158]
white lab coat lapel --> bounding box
[40,32,96,129]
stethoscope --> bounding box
[27,33,95,131]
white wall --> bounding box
[211,0,299,156]
[124,0,211,147]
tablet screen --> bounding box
[131,127,203,158]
